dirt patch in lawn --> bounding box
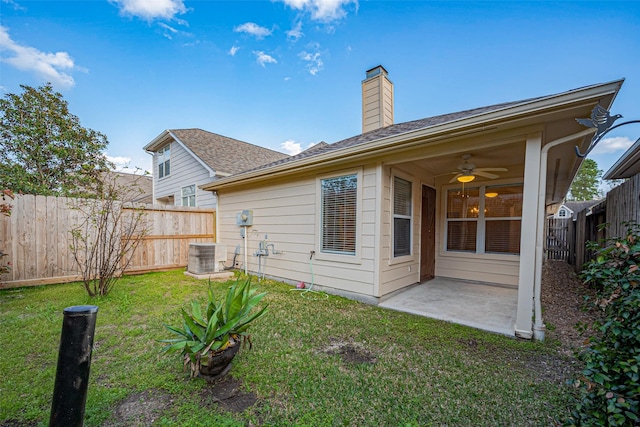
[322,338,377,365]
[104,390,174,427]
[200,375,258,414]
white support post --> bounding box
[515,133,542,339]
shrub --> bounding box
[567,223,640,426]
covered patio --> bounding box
[379,278,518,336]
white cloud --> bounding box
[279,0,358,22]
[158,22,178,39]
[110,0,187,21]
[281,140,302,155]
[106,155,132,169]
[229,45,240,56]
[254,51,277,67]
[591,136,635,155]
[0,25,77,88]
[2,0,26,11]
[234,22,272,39]
[281,140,318,155]
[298,44,324,75]
[287,21,304,41]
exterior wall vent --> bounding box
[362,65,394,133]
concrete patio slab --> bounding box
[379,277,518,336]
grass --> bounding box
[0,270,576,426]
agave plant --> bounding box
[160,276,268,377]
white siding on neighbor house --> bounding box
[216,165,378,298]
[153,141,217,208]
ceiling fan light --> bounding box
[457,175,475,183]
[485,192,498,198]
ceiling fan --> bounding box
[449,154,508,183]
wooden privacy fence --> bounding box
[573,174,640,272]
[0,194,216,288]
[605,174,640,240]
[546,218,574,262]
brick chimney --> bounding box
[362,65,394,133]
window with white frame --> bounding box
[446,184,523,255]
[320,174,357,255]
[558,208,567,218]
[158,145,171,178]
[393,176,412,257]
[181,184,196,207]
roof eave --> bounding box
[202,79,624,191]
[143,130,172,152]
[603,137,640,180]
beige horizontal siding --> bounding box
[217,166,377,297]
[435,256,519,286]
[379,164,421,296]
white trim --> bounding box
[442,179,524,256]
[202,80,622,192]
[389,169,415,265]
[181,183,197,207]
[167,131,217,178]
[315,168,363,264]
[157,143,171,179]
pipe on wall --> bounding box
[533,128,594,340]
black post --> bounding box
[49,305,98,427]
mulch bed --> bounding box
[541,260,601,354]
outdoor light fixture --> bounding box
[457,174,475,183]
[485,192,498,198]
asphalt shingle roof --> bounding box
[564,200,602,218]
[169,128,289,175]
[240,98,538,174]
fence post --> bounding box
[49,305,99,427]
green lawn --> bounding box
[0,270,576,426]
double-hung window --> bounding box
[393,176,412,257]
[446,184,523,255]
[181,184,196,207]
[158,145,171,178]
[320,174,357,255]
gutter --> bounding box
[202,80,623,192]
[603,136,640,180]
[533,128,595,340]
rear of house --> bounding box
[203,67,623,338]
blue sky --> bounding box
[1,0,639,180]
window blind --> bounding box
[321,175,357,255]
[393,177,412,257]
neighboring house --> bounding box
[107,171,153,204]
[603,136,640,181]
[551,200,600,220]
[143,129,289,207]
[603,135,640,233]
[202,65,623,339]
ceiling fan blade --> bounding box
[474,171,500,179]
[475,167,508,172]
[449,174,463,183]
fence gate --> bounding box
[546,218,573,262]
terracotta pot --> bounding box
[199,340,241,378]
